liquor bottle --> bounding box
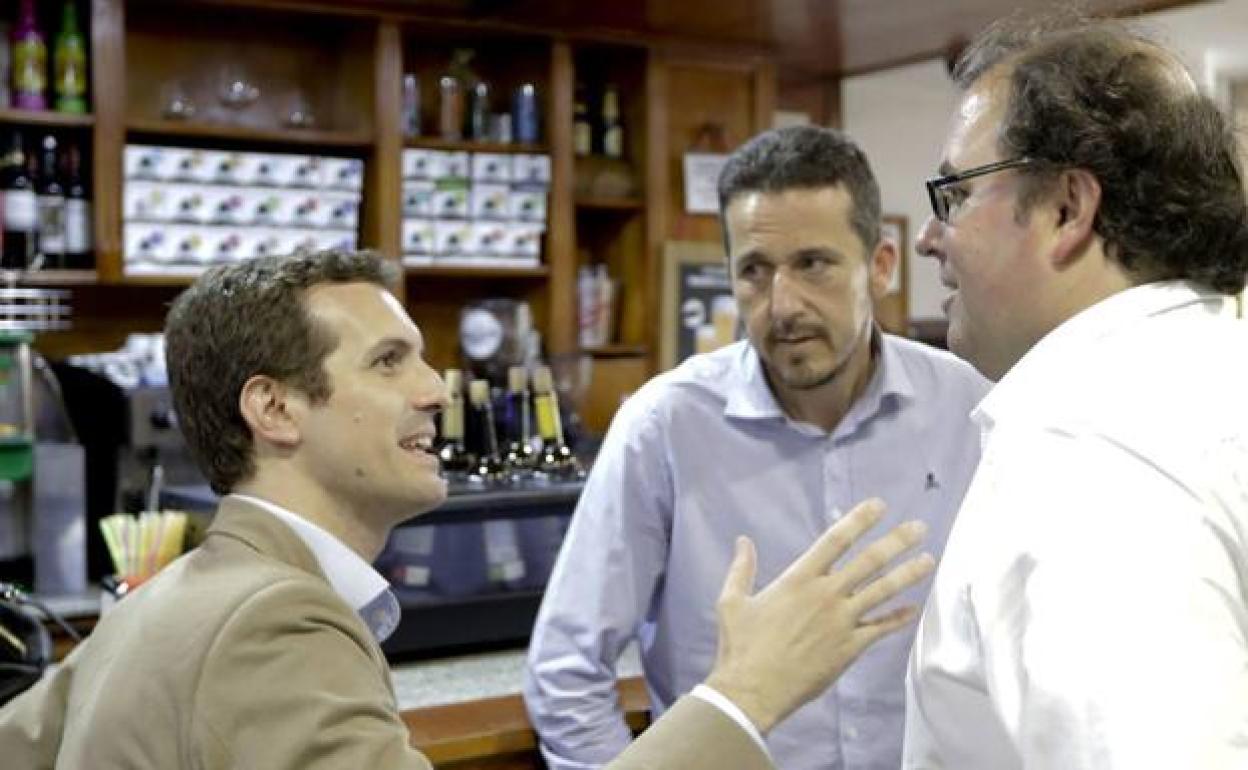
[401,74,420,138]
[573,84,592,157]
[512,83,538,144]
[468,80,491,141]
[532,365,581,479]
[62,142,91,268]
[468,378,506,483]
[2,132,38,270]
[601,84,624,160]
[502,366,535,476]
[437,369,474,479]
[53,0,87,114]
[35,134,66,267]
[439,49,475,142]
[11,0,47,110]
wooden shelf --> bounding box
[404,136,548,155]
[117,273,198,287]
[0,108,95,129]
[405,265,549,279]
[582,343,648,358]
[126,119,373,150]
[9,270,98,285]
[575,196,644,211]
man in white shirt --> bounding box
[0,249,935,769]
[905,12,1248,769]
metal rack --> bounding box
[0,275,72,333]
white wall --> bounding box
[842,60,957,321]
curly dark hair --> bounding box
[953,12,1248,294]
[165,250,398,494]
[717,125,883,254]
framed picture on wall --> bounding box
[659,241,738,370]
[875,214,909,335]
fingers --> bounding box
[833,519,929,591]
[786,499,886,582]
[719,536,758,604]
[853,604,921,647]
[848,552,936,615]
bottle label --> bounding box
[535,395,562,442]
[604,128,623,159]
[574,123,592,155]
[5,190,37,231]
[13,38,48,98]
[55,48,87,99]
[37,196,66,253]
[66,199,91,253]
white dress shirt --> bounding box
[904,281,1248,769]
[231,494,401,643]
[526,335,989,770]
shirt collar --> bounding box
[724,328,916,433]
[229,493,400,643]
[974,280,1227,433]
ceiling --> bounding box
[218,0,1210,77]
[459,0,1206,78]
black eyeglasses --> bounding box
[925,157,1035,223]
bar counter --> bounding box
[395,647,647,768]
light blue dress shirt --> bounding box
[525,335,989,770]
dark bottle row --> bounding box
[1,128,92,270]
[438,364,582,487]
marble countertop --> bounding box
[34,589,645,714]
[393,644,642,711]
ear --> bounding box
[238,375,302,449]
[868,237,900,302]
[1049,168,1102,268]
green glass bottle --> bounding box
[53,1,87,114]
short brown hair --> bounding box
[717,125,883,255]
[165,250,398,493]
[954,12,1248,294]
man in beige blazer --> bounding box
[0,250,933,769]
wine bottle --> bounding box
[36,134,66,268]
[53,0,87,114]
[573,84,592,157]
[437,369,474,479]
[11,0,47,111]
[468,80,491,141]
[2,132,38,270]
[532,365,581,479]
[601,84,624,160]
[502,366,535,477]
[63,141,91,267]
[468,378,505,484]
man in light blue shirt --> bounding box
[525,126,989,770]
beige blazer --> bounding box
[0,497,771,769]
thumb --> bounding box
[720,536,758,602]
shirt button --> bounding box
[845,726,859,740]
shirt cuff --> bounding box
[690,684,771,756]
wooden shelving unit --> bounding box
[405,265,549,279]
[404,137,547,155]
[575,196,644,211]
[0,108,95,128]
[126,119,373,150]
[31,0,777,408]
[9,270,100,286]
[581,343,648,358]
